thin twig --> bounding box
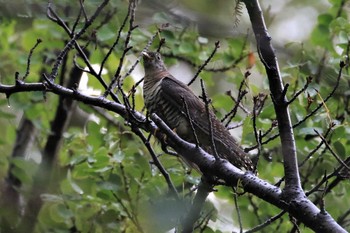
[293,61,345,128]
[222,77,248,127]
[79,0,88,22]
[157,37,166,52]
[182,97,200,147]
[246,61,346,152]
[197,208,215,232]
[298,125,333,168]
[121,28,162,86]
[132,126,179,199]
[245,210,286,233]
[226,90,250,114]
[200,79,219,160]
[181,177,212,233]
[99,2,131,77]
[247,195,262,223]
[95,8,117,31]
[111,191,144,233]
[47,1,119,102]
[71,4,82,34]
[259,120,277,139]
[188,41,220,86]
[23,39,42,81]
[164,51,247,73]
[109,0,137,97]
[314,129,350,171]
[252,99,262,170]
[287,76,312,105]
[233,192,243,233]
[290,216,301,233]
[305,158,348,196]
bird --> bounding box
[142,51,254,171]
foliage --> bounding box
[0,0,350,232]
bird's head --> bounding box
[142,51,167,74]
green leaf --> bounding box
[318,14,333,25]
[179,42,195,54]
[67,169,84,195]
[298,127,322,136]
[333,141,346,158]
[11,158,37,184]
[86,122,104,149]
[56,203,74,219]
[98,26,116,41]
[41,194,64,203]
[97,181,119,191]
[112,150,125,163]
[212,94,233,112]
[311,24,331,48]
[332,125,346,141]
[161,30,176,42]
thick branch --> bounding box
[150,114,346,233]
[242,0,300,192]
[0,73,346,232]
[181,177,212,233]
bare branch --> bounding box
[298,125,333,168]
[47,1,119,103]
[48,0,110,81]
[200,79,219,160]
[314,129,350,171]
[105,0,137,97]
[293,61,345,129]
[150,112,346,232]
[181,178,212,233]
[222,76,248,127]
[243,0,301,190]
[132,127,179,199]
[98,2,131,77]
[0,69,346,232]
[187,41,220,86]
[23,39,42,81]
[245,211,286,233]
[233,191,243,233]
[287,76,312,105]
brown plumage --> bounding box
[142,51,254,171]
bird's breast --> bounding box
[143,78,189,136]
[143,78,163,108]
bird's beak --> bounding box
[141,51,150,59]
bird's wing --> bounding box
[160,76,222,138]
[161,76,252,170]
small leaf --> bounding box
[98,26,115,41]
[56,203,74,219]
[298,127,323,136]
[311,25,332,49]
[333,141,346,158]
[97,181,119,191]
[112,150,125,163]
[179,42,195,54]
[67,169,84,195]
[318,14,333,25]
[41,194,64,203]
[162,30,176,41]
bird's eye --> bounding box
[156,53,161,60]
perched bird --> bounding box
[142,51,254,171]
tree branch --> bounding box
[242,0,300,192]
[181,177,212,233]
[150,113,346,232]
